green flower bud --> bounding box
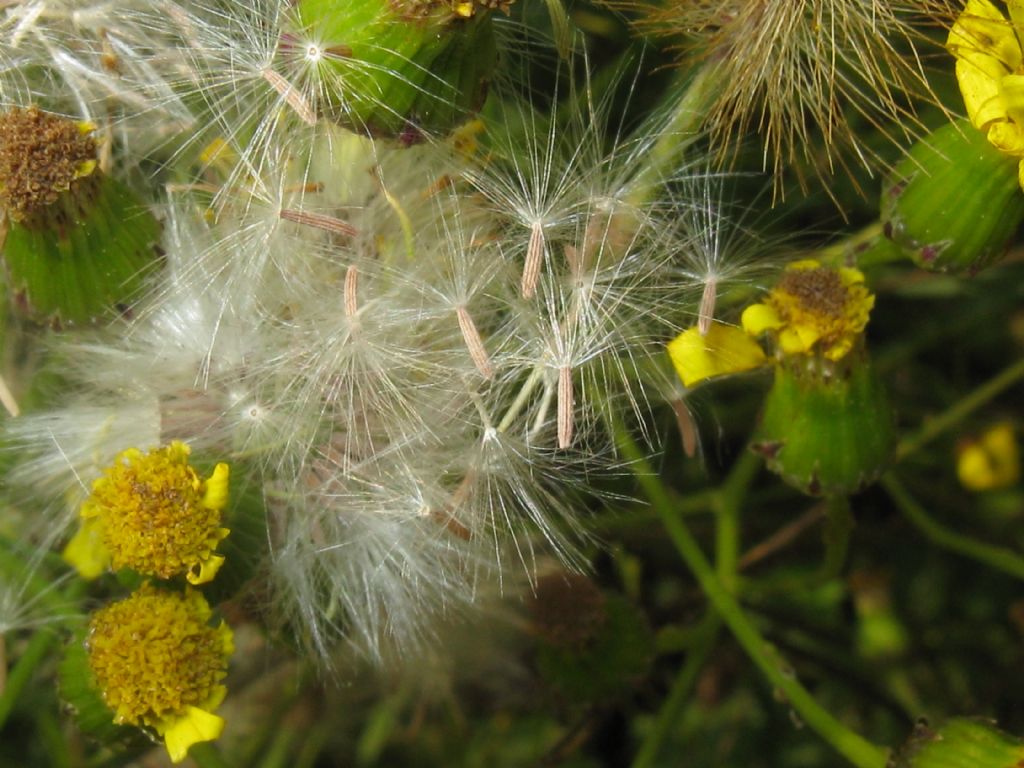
[881,120,1024,274]
[0,107,161,326]
[751,357,895,496]
[293,0,504,141]
[891,718,1024,768]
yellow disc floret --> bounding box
[741,259,874,362]
[64,441,230,584]
[87,584,234,763]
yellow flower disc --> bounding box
[87,585,233,762]
[742,260,874,362]
[79,441,230,583]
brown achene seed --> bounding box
[0,106,96,221]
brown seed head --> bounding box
[0,106,97,221]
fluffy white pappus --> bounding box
[453,64,726,451]
[658,169,798,340]
[462,99,596,287]
[264,255,467,475]
[0,1,194,155]
[269,441,491,662]
[465,56,665,238]
[125,0,328,185]
[158,150,341,317]
[4,399,161,513]
[138,0,448,186]
[0,521,80,637]
[441,416,594,579]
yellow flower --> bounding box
[957,423,1021,491]
[63,441,230,584]
[86,584,234,764]
[667,321,768,388]
[741,260,873,362]
[947,0,1024,188]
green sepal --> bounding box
[752,358,895,496]
[1,172,161,326]
[534,593,653,705]
[294,0,497,139]
[881,120,1024,274]
[57,626,145,748]
[891,718,1024,768]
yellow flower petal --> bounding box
[824,338,854,362]
[950,0,1021,69]
[778,327,816,356]
[948,0,1020,129]
[73,158,97,180]
[667,322,767,388]
[159,706,225,764]
[201,463,231,510]
[956,59,1009,129]
[187,552,226,585]
[62,517,110,580]
[740,303,783,336]
[1001,74,1024,125]
[988,120,1024,154]
[1008,0,1024,39]
[838,266,865,286]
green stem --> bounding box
[820,496,854,580]
[813,223,883,267]
[614,424,889,768]
[882,473,1024,581]
[896,356,1024,461]
[852,234,907,270]
[714,451,759,592]
[0,628,56,728]
[631,614,721,768]
[626,62,723,208]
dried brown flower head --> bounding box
[0,106,97,222]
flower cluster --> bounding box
[86,585,233,763]
[59,442,235,762]
[742,260,873,363]
[669,259,875,388]
[1,0,742,667]
[64,442,230,584]
[668,259,886,496]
